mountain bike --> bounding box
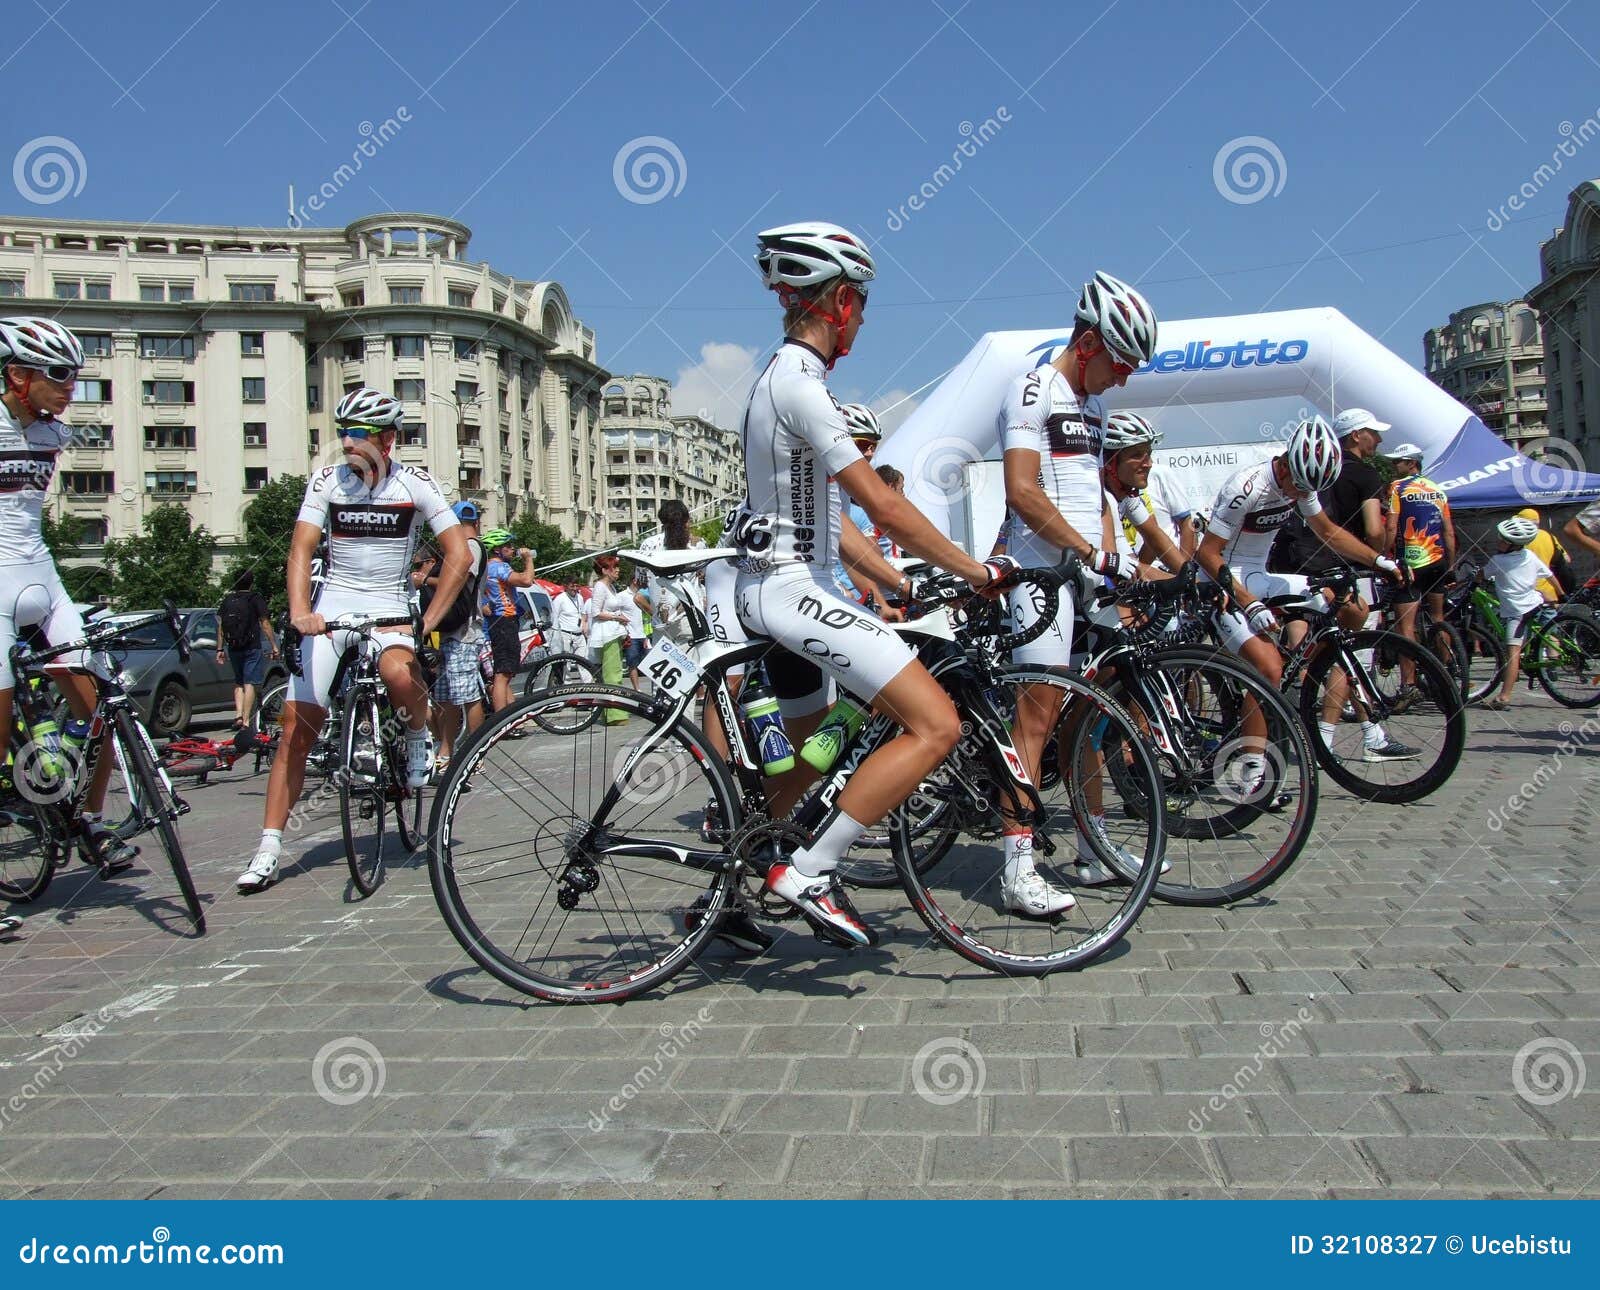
[1519,602,1600,708]
[284,614,427,897]
[427,551,1167,1003]
[1076,564,1320,906]
[0,605,204,933]
[1443,575,1507,705]
[1371,573,1471,704]
[1230,567,1466,804]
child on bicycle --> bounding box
[1480,516,1559,711]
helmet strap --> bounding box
[778,283,855,369]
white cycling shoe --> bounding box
[1075,818,1169,886]
[1001,868,1076,917]
[404,735,434,789]
[236,850,280,894]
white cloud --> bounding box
[671,341,761,431]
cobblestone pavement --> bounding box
[1,696,1597,1199]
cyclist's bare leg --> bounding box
[262,700,328,831]
[50,669,117,812]
[1394,596,1419,686]
[377,644,429,733]
[1004,680,1067,833]
[834,664,961,827]
[700,672,743,762]
[1320,595,1370,727]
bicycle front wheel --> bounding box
[1299,630,1465,803]
[0,795,65,903]
[112,708,204,933]
[523,653,601,732]
[1458,622,1506,705]
[837,767,961,889]
[340,687,389,896]
[893,666,1165,976]
[1533,605,1600,708]
[428,685,744,1004]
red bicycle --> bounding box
[159,727,274,785]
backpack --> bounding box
[220,592,258,649]
[421,539,484,634]
[1549,537,1575,593]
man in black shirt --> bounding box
[1271,407,1391,573]
[216,570,278,729]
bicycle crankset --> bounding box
[729,818,810,919]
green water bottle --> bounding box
[739,682,795,776]
[799,695,868,773]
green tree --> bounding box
[41,509,83,561]
[692,515,724,547]
[223,473,306,615]
[508,515,583,582]
[103,505,221,611]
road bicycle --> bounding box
[0,605,204,933]
[428,550,1167,1003]
[284,614,427,896]
[1224,567,1466,804]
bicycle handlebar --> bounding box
[912,557,1081,654]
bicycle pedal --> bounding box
[171,796,191,817]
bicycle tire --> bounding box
[893,665,1166,976]
[523,654,601,732]
[1533,604,1600,708]
[340,686,389,896]
[428,684,744,1004]
[1426,621,1470,704]
[0,796,65,903]
[1299,629,1465,804]
[383,706,423,853]
[1104,646,1319,906]
[112,707,204,933]
[1459,622,1506,705]
[837,770,961,889]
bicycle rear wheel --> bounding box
[112,708,204,933]
[893,666,1165,976]
[1458,621,1506,706]
[428,685,744,1004]
[1299,629,1465,804]
[0,794,64,903]
[1425,621,1469,704]
[523,653,601,732]
[340,686,390,896]
[1533,605,1600,708]
[1106,647,1319,906]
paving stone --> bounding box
[858,1093,982,1135]
[1035,1057,1152,1096]
[1382,1092,1547,1139]
[1245,1093,1402,1137]
[1359,1137,1539,1192]
[1120,1092,1252,1135]
[786,1134,923,1186]
[929,1135,1066,1183]
[666,1057,793,1093]
[1214,1137,1376,1188]
[989,1094,1117,1137]
[1077,1024,1191,1057]
[1276,1056,1411,1094]
[1070,1136,1222,1187]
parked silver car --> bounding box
[103,607,289,736]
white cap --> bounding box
[1386,441,1425,461]
[1331,408,1390,438]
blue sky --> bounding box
[8,0,1598,434]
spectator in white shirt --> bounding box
[1481,516,1559,710]
[549,576,588,658]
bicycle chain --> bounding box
[727,817,810,919]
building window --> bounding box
[339,337,362,360]
[342,381,363,400]
[242,377,266,402]
[75,515,109,544]
[76,332,111,358]
[145,470,197,494]
[71,423,113,447]
[0,277,24,298]
[139,334,195,359]
[144,425,196,450]
[309,427,320,452]
[448,287,474,309]
[77,379,113,403]
[138,283,163,302]
[53,279,80,299]
[56,278,109,300]
[455,380,479,405]
[454,338,479,361]
[62,471,113,495]
[394,378,426,402]
[389,284,423,304]
[307,384,320,410]
[340,288,365,308]
[141,380,194,404]
[169,283,195,302]
[240,332,265,356]
[243,422,267,447]
[244,466,269,491]
[392,335,425,359]
[86,280,111,300]
[400,422,427,447]
[229,282,275,302]
[460,467,482,490]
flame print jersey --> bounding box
[1387,474,1451,569]
[296,461,458,603]
[0,405,73,562]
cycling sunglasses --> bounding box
[338,424,391,440]
[25,363,79,384]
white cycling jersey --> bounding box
[1206,459,1321,568]
[728,341,862,570]
[1000,365,1106,566]
[0,403,73,563]
[296,461,458,602]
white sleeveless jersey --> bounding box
[0,404,73,562]
[1207,460,1321,567]
[728,341,863,570]
[1000,365,1106,564]
[296,461,458,599]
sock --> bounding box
[1362,721,1385,748]
[258,828,283,858]
[1318,720,1335,747]
[788,810,866,879]
[1003,830,1034,884]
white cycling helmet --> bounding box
[841,402,881,443]
[755,222,876,294]
[0,316,85,371]
[334,386,405,428]
[1103,410,1162,454]
[1285,416,1343,493]
[1496,516,1539,546]
[1076,272,1158,367]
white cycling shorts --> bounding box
[733,565,915,718]
[1211,567,1324,655]
[0,559,85,690]
[290,590,414,709]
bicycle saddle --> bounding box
[619,547,739,575]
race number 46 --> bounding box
[639,637,702,700]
